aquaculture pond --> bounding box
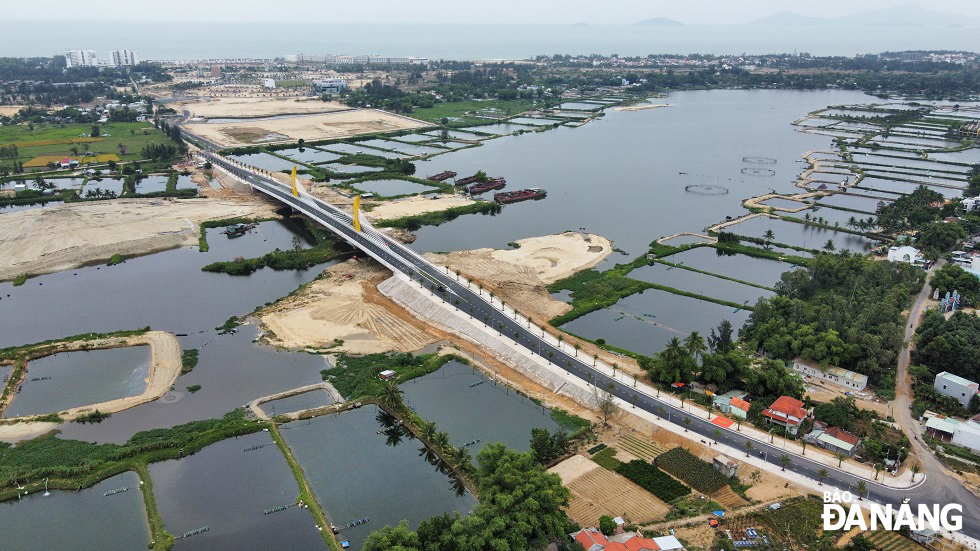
[658,234,712,246]
[0,471,150,551]
[507,117,561,126]
[721,216,878,253]
[758,197,808,210]
[400,359,562,454]
[629,262,775,305]
[82,177,125,195]
[462,123,531,135]
[351,179,440,197]
[134,174,196,193]
[323,164,384,174]
[928,149,980,165]
[561,288,753,357]
[3,345,150,418]
[813,192,890,213]
[150,431,328,551]
[45,177,85,190]
[657,247,799,288]
[856,177,962,199]
[280,406,477,550]
[260,389,335,416]
[800,205,876,228]
[226,152,297,172]
[390,133,437,143]
[275,147,342,165]
[320,143,406,159]
[557,102,602,111]
[203,218,317,259]
[358,139,445,157]
[423,129,485,140]
[408,89,870,256]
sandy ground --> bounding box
[0,106,26,117]
[550,454,672,526]
[259,258,438,353]
[363,195,476,222]
[173,96,347,118]
[0,198,279,280]
[182,109,428,147]
[0,331,181,441]
[805,381,889,417]
[615,104,670,111]
[426,232,613,321]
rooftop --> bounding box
[936,371,979,389]
[767,396,807,419]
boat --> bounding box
[454,175,482,186]
[494,188,547,204]
[467,177,506,194]
[426,170,457,182]
[222,223,255,238]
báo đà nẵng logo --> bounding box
[822,490,962,531]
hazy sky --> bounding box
[4,0,980,25]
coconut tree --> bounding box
[763,229,775,250]
[818,468,828,486]
[573,342,580,357]
[911,464,921,482]
[744,440,753,457]
[612,363,618,378]
[684,331,707,365]
[780,454,790,472]
[593,353,599,367]
[856,480,867,500]
[800,439,807,456]
[420,420,438,441]
[713,428,721,444]
[750,470,762,485]
[379,381,404,412]
[836,452,846,468]
[824,239,836,253]
[683,417,692,432]
[557,334,565,350]
[873,463,883,481]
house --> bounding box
[806,426,862,457]
[762,396,809,434]
[923,412,959,441]
[791,359,868,391]
[953,420,980,452]
[886,245,924,266]
[712,390,749,418]
[572,529,608,551]
[262,78,276,89]
[934,371,979,408]
[378,369,397,381]
[713,455,738,478]
[910,529,937,544]
[570,530,685,551]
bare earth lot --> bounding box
[182,109,429,147]
[173,97,347,118]
[550,454,671,526]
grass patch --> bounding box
[216,316,239,334]
[550,408,591,434]
[591,447,623,470]
[0,122,170,168]
[410,99,541,125]
[12,274,28,286]
[201,240,350,276]
[180,349,199,375]
[74,410,110,424]
[197,217,275,252]
[321,352,462,400]
[106,253,125,266]
[654,447,728,494]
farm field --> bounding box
[410,99,541,125]
[549,455,671,527]
[0,122,168,170]
[865,529,930,550]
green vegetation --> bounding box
[74,410,111,423]
[914,310,980,384]
[663,494,725,521]
[362,443,574,551]
[186,385,201,393]
[411,99,540,125]
[529,427,572,464]
[614,459,691,502]
[180,349,199,375]
[216,316,239,334]
[201,240,349,276]
[547,256,650,326]
[12,274,28,286]
[930,264,980,307]
[0,328,149,363]
[549,408,590,434]
[0,122,169,171]
[321,352,461,400]
[741,252,923,398]
[0,410,264,500]
[654,447,728,494]
[590,447,623,470]
[374,201,502,231]
[197,217,274,252]
[106,253,125,266]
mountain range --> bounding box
[750,4,980,27]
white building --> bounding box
[963,197,980,212]
[953,420,980,452]
[111,49,139,66]
[935,371,980,408]
[262,78,276,89]
[887,245,924,265]
[65,49,98,68]
[792,359,868,391]
[314,78,348,94]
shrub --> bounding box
[655,447,728,494]
[615,460,690,502]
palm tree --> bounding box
[593,353,599,367]
[713,428,721,444]
[763,229,775,250]
[657,405,666,418]
[800,440,807,456]
[683,417,691,432]
[433,431,450,452]
[663,337,685,366]
[911,464,921,482]
[856,480,867,500]
[379,381,404,411]
[420,420,438,441]
[631,394,638,409]
[612,363,618,378]
[454,269,461,282]
[547,351,554,363]
[744,440,753,457]
[823,239,836,252]
[750,470,762,485]
[818,468,828,485]
[835,452,846,468]
[873,463,883,481]
[684,331,707,365]
[573,342,580,357]
[780,454,790,471]
[557,334,565,350]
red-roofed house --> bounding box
[624,536,661,550]
[573,529,609,551]
[729,397,751,418]
[762,396,809,435]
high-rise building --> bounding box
[111,50,139,66]
[65,49,98,68]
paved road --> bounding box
[201,151,980,540]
